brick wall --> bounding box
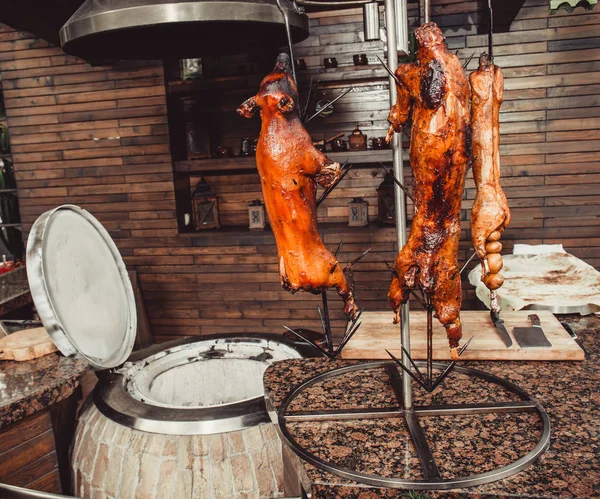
[0,0,598,342]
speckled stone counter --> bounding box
[264,315,599,498]
[0,352,88,429]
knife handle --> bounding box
[528,314,541,327]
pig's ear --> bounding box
[277,96,295,114]
[237,97,259,118]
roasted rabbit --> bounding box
[386,23,471,355]
[237,54,358,319]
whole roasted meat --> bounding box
[386,23,471,355]
[470,53,510,294]
[237,54,358,319]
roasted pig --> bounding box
[386,23,471,355]
[470,53,511,293]
[237,54,358,319]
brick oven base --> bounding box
[71,402,286,499]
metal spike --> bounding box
[379,163,415,203]
[335,318,363,356]
[385,261,399,278]
[400,345,427,383]
[460,251,478,275]
[317,307,328,345]
[429,336,474,391]
[462,51,476,70]
[386,349,428,388]
[335,238,344,257]
[282,325,332,358]
[409,289,428,309]
[304,87,352,124]
[317,160,352,207]
[377,55,401,87]
[345,248,371,270]
[301,76,316,121]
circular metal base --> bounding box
[277,361,551,490]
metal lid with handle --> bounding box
[26,205,137,369]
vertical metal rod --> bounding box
[423,0,430,23]
[384,0,412,410]
[276,0,298,84]
[487,0,494,60]
[426,298,433,389]
[321,292,334,356]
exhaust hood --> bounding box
[59,0,309,60]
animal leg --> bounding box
[430,263,463,356]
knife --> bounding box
[490,310,513,347]
[513,314,552,348]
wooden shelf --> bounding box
[167,74,264,94]
[303,64,388,84]
[174,149,406,175]
[166,64,389,95]
[178,221,395,241]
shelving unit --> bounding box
[0,82,24,259]
[164,55,404,233]
[174,148,407,175]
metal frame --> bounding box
[272,0,551,491]
[276,361,551,490]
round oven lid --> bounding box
[26,205,136,369]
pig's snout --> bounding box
[274,53,291,73]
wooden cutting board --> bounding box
[342,310,584,361]
[0,328,58,361]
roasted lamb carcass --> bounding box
[470,53,510,295]
[386,23,471,356]
[237,54,359,320]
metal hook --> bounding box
[276,0,298,84]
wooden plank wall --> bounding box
[0,409,62,493]
[0,0,598,342]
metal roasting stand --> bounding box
[276,0,551,491]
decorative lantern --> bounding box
[181,58,203,79]
[192,178,220,230]
[377,173,396,225]
[348,123,367,151]
[248,200,266,230]
[348,197,369,227]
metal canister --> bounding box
[240,137,251,157]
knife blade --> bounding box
[490,310,513,347]
[513,314,552,348]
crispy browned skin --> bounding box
[470,53,511,291]
[386,23,470,353]
[237,54,358,319]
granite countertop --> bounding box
[264,315,599,498]
[0,352,88,429]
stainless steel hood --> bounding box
[59,0,309,60]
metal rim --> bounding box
[95,333,317,435]
[276,361,551,490]
[25,204,137,370]
[59,0,309,48]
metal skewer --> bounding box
[379,163,414,202]
[304,87,352,124]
